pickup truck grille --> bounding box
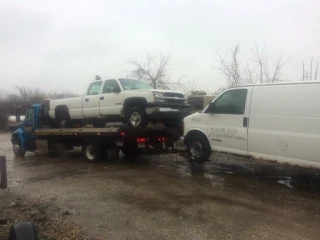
[165,99,185,104]
[164,92,185,98]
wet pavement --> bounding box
[1,132,320,239]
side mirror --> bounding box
[15,106,21,122]
[209,102,215,113]
[113,87,121,93]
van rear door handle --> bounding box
[85,98,89,102]
[100,96,104,100]
[243,117,248,127]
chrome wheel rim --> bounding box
[86,145,96,161]
[190,140,203,158]
[13,144,20,155]
[130,111,141,126]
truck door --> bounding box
[82,81,102,118]
[206,87,252,156]
[22,106,37,151]
[99,79,123,116]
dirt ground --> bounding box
[1,132,320,240]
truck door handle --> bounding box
[85,98,89,102]
[100,96,104,100]
[243,117,248,127]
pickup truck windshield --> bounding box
[119,78,153,90]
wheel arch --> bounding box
[54,105,70,119]
[184,129,211,149]
[123,97,147,115]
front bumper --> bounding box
[145,103,191,122]
[145,102,190,110]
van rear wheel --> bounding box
[187,134,211,163]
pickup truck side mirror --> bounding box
[113,87,121,93]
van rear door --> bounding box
[206,87,252,155]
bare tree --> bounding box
[310,57,313,81]
[129,50,183,90]
[213,44,242,87]
[179,78,198,94]
[302,58,318,81]
[245,62,256,84]
[214,44,289,87]
[252,44,267,83]
[268,52,290,82]
[0,91,6,103]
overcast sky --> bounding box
[0,0,319,94]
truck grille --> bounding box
[165,99,185,104]
[164,92,185,98]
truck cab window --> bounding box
[25,107,35,121]
[87,81,102,95]
[102,80,120,94]
[211,89,247,114]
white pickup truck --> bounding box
[49,78,190,128]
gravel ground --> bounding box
[1,132,320,240]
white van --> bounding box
[183,82,320,168]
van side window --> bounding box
[212,89,247,114]
[102,80,120,94]
[87,81,102,95]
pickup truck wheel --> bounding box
[12,142,25,157]
[126,106,148,128]
[57,113,70,128]
[83,141,105,162]
[187,134,211,163]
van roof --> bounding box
[235,81,320,88]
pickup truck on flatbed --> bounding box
[49,78,190,128]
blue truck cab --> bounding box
[11,103,43,157]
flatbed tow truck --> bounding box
[11,103,183,162]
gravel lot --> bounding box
[1,132,320,240]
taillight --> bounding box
[136,137,146,142]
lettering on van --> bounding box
[209,128,237,138]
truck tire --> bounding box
[57,113,70,128]
[12,142,25,157]
[8,221,38,240]
[83,140,105,162]
[187,134,211,163]
[126,106,148,128]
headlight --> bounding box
[153,92,164,98]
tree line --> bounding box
[0,87,77,130]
